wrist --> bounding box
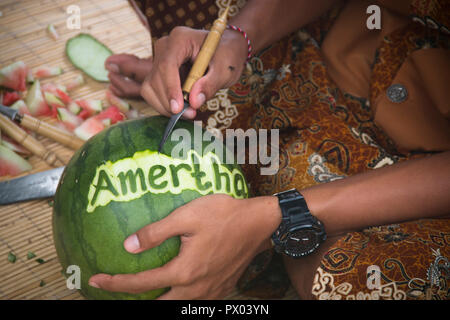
[222,28,250,65]
[300,185,345,238]
[248,196,282,252]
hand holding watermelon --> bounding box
[88,194,282,299]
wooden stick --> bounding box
[19,114,84,150]
[182,5,230,94]
[0,114,66,167]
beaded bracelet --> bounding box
[226,24,253,61]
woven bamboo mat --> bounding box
[0,0,298,300]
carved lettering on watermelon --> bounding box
[87,150,247,212]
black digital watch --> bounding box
[272,189,327,258]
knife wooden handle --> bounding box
[21,114,84,150]
[182,6,230,94]
[0,114,66,167]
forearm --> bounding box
[228,0,337,53]
[302,151,450,237]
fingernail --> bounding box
[124,234,140,253]
[197,93,206,106]
[184,108,196,119]
[170,99,180,114]
[89,281,100,289]
[106,63,120,73]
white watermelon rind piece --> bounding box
[0,61,28,92]
[0,144,32,177]
[33,66,63,79]
[66,74,85,91]
[25,80,51,116]
[74,117,105,141]
[57,108,83,131]
[10,99,31,115]
[105,89,130,112]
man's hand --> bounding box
[88,194,281,299]
[140,26,249,119]
[105,54,153,98]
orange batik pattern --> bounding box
[197,4,450,300]
[135,0,450,300]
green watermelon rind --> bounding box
[53,116,248,300]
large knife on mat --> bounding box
[0,167,64,205]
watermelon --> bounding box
[44,92,65,117]
[1,135,31,155]
[67,101,81,115]
[33,66,63,79]
[74,116,105,140]
[0,61,28,91]
[105,89,130,112]
[10,99,31,115]
[3,91,21,106]
[76,99,102,119]
[0,144,32,176]
[26,69,35,84]
[52,116,248,300]
[42,83,72,105]
[57,108,83,131]
[47,24,59,40]
[25,80,51,116]
[66,74,85,91]
[94,105,125,125]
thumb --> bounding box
[124,212,186,254]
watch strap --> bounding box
[272,189,326,256]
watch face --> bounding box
[285,228,321,257]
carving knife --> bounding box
[0,104,84,150]
[0,113,66,167]
[158,6,230,153]
[0,166,65,205]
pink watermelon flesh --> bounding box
[25,80,51,116]
[2,91,21,106]
[94,105,125,124]
[75,99,102,118]
[33,66,63,79]
[41,83,72,105]
[57,108,83,131]
[0,145,32,177]
[74,117,105,140]
[1,135,31,155]
[44,92,65,118]
[0,61,28,91]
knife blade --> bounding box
[0,167,65,205]
[158,98,190,153]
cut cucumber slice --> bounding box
[65,33,113,82]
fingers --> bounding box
[140,35,186,116]
[108,72,142,98]
[106,54,154,99]
[89,258,180,294]
[105,54,153,82]
[124,208,190,254]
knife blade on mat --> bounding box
[0,167,65,205]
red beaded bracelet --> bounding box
[226,24,253,61]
